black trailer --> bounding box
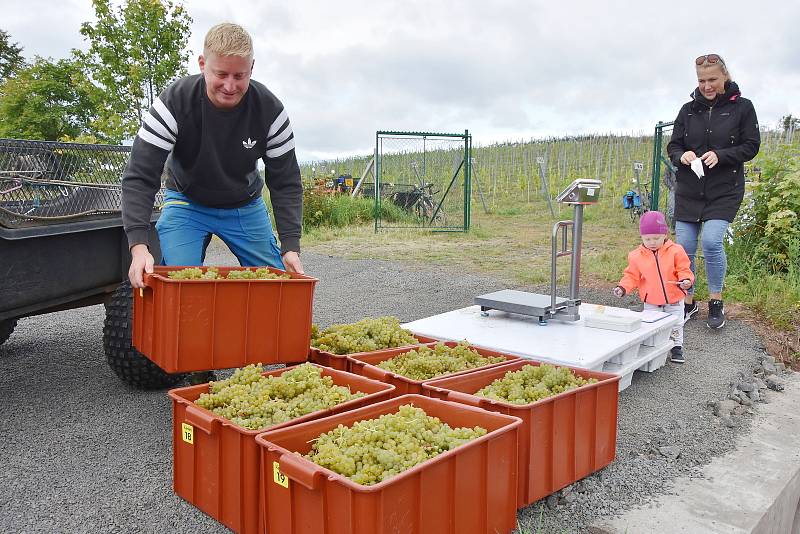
[0,138,181,389]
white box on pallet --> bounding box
[584,313,642,333]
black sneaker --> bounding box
[707,299,725,329]
[684,301,699,321]
[670,346,686,364]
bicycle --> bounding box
[389,182,444,225]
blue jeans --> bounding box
[155,190,285,269]
[675,219,729,295]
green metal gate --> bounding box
[650,121,677,225]
[374,130,471,232]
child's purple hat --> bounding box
[640,210,669,235]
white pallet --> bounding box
[402,303,680,373]
[602,340,674,391]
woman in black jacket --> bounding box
[667,54,760,329]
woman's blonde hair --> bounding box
[696,58,732,81]
[203,23,253,58]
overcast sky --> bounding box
[2,0,799,161]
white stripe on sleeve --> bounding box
[153,98,178,137]
[267,109,288,137]
[143,112,176,142]
[137,127,174,151]
[266,138,295,158]
[267,123,293,147]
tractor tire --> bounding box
[0,318,17,346]
[103,281,183,389]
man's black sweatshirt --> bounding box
[121,74,302,254]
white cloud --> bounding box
[2,0,798,161]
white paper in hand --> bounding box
[691,158,705,179]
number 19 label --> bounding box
[273,462,289,488]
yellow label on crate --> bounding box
[273,462,289,488]
[181,423,194,444]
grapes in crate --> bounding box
[310,316,419,354]
[475,364,598,404]
[167,267,291,280]
[304,404,487,485]
[376,341,506,380]
[194,363,365,430]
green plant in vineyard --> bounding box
[376,342,506,380]
[475,364,598,404]
[310,316,419,354]
[195,363,366,430]
[304,404,487,485]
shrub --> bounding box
[302,190,411,228]
[731,144,800,272]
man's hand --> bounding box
[282,251,304,274]
[129,244,154,288]
[700,151,719,168]
[680,151,697,165]
[679,279,693,290]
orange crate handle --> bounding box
[357,362,389,382]
[184,404,221,435]
[277,452,322,490]
[446,390,485,408]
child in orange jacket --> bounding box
[613,211,694,363]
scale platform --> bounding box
[402,304,680,390]
[474,289,576,319]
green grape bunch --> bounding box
[304,404,487,485]
[376,342,506,381]
[194,363,366,430]
[475,364,598,405]
[310,316,420,354]
[167,267,290,280]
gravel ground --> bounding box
[0,242,767,533]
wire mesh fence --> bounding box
[374,131,470,231]
[0,138,162,229]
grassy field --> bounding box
[305,198,646,290]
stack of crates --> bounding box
[134,268,621,533]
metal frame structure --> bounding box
[650,121,675,211]
[374,130,472,232]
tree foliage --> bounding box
[0,57,103,141]
[0,29,25,82]
[79,0,192,141]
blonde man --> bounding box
[122,22,303,289]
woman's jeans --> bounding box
[155,190,285,269]
[675,219,729,295]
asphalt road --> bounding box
[0,242,764,533]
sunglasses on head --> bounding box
[695,54,724,66]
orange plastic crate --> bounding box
[308,333,439,371]
[255,394,521,534]
[168,364,394,534]
[346,341,520,396]
[133,265,317,373]
[422,359,620,507]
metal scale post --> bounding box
[475,179,603,325]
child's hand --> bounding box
[612,286,625,298]
[679,279,692,290]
